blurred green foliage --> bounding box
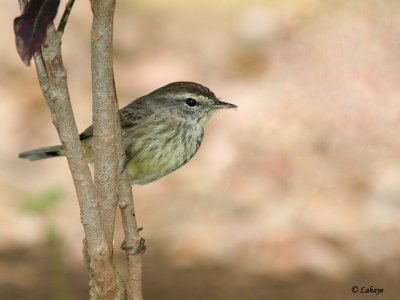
[22,187,64,214]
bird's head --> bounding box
[147,81,237,126]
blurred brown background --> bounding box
[2,0,400,299]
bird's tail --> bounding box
[19,145,65,161]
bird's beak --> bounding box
[213,100,238,109]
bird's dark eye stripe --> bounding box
[185,98,197,107]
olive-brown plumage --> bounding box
[19,82,237,184]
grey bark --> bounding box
[17,0,144,298]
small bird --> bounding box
[19,82,237,184]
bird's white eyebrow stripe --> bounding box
[166,92,199,99]
[174,93,195,98]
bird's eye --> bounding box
[185,98,197,107]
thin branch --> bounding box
[118,177,144,300]
[40,25,122,299]
[17,1,122,298]
[113,75,144,300]
[57,0,75,35]
[111,51,144,299]
[32,51,54,115]
[90,0,119,258]
[18,0,143,298]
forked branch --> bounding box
[17,0,124,299]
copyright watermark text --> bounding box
[352,285,384,296]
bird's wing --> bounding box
[119,108,144,129]
[79,108,144,140]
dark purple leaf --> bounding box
[14,0,60,66]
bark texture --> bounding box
[17,0,144,298]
